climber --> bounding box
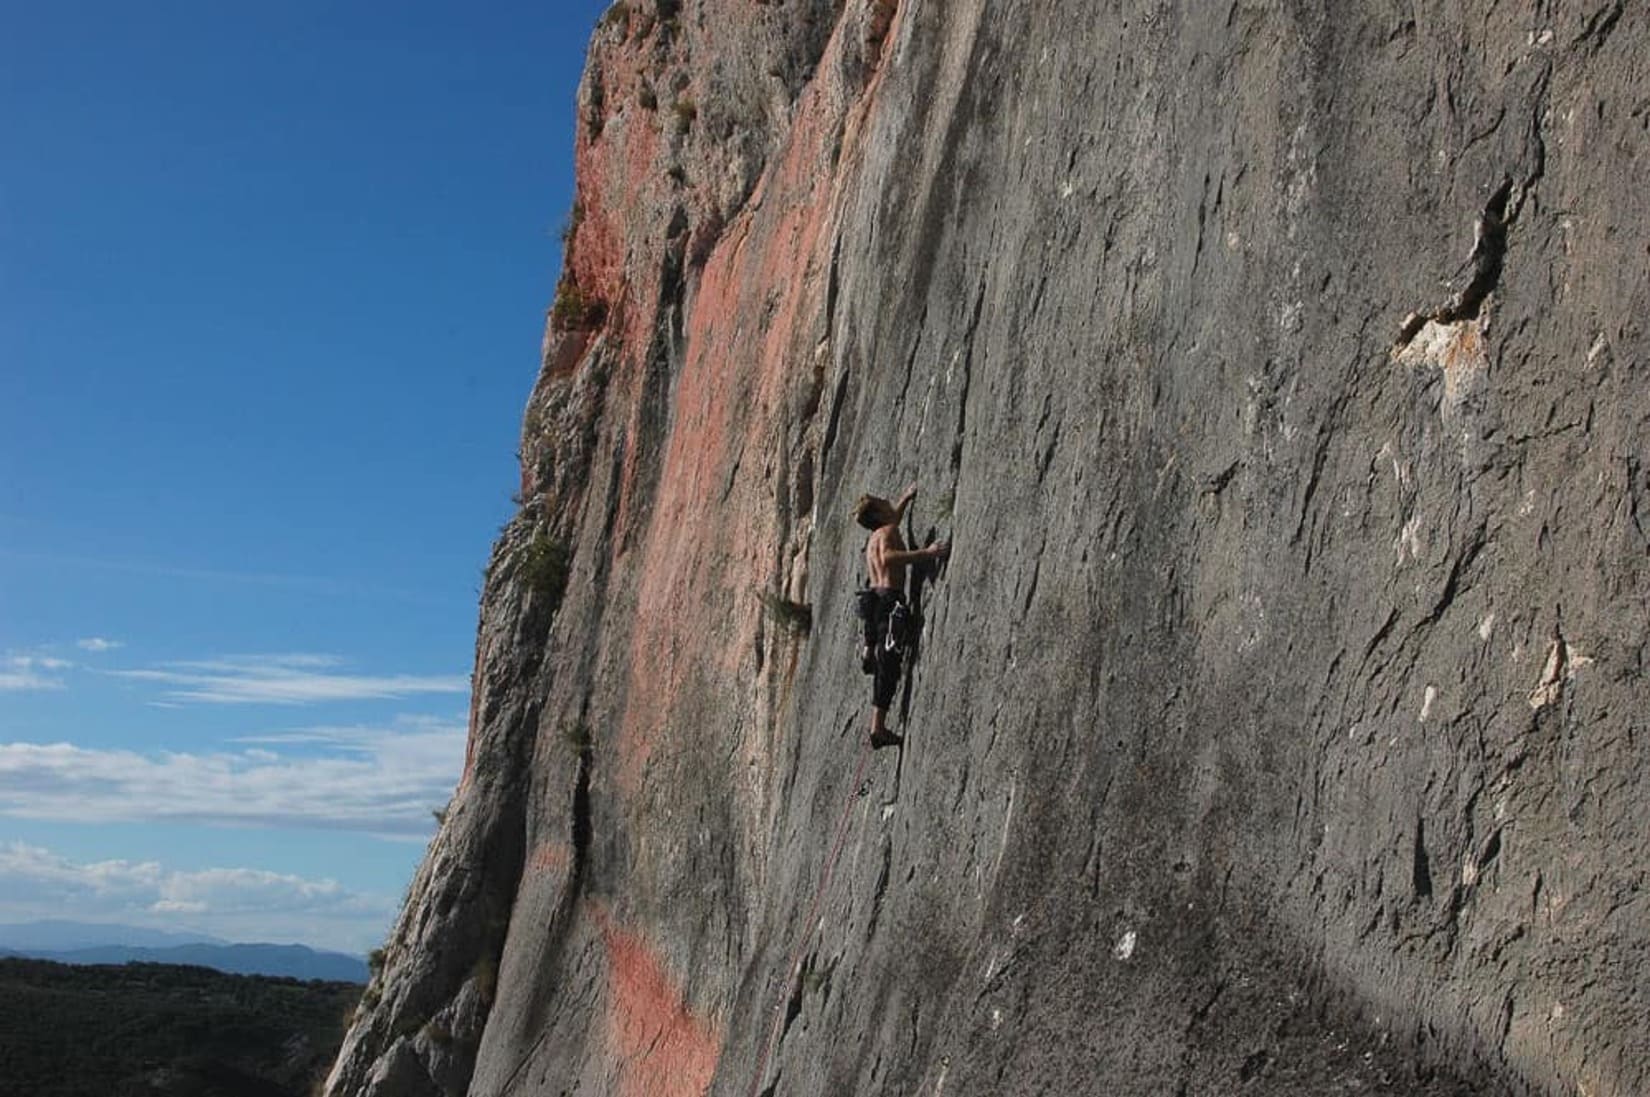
[854,483,949,750]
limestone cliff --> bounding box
[325,3,1649,1095]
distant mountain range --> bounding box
[0,921,368,983]
[0,919,227,950]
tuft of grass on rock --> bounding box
[601,1,630,32]
[760,591,813,636]
[562,722,592,751]
[558,202,583,248]
[471,956,498,1006]
[521,533,572,612]
[671,96,697,134]
[550,276,608,332]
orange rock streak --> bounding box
[599,912,723,1097]
[612,11,884,793]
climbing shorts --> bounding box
[856,588,909,710]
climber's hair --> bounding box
[854,494,891,531]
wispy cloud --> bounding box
[76,637,123,652]
[0,670,63,691]
[0,841,397,953]
[0,717,466,837]
[0,655,73,691]
[23,655,73,670]
[108,653,468,705]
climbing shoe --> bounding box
[869,728,904,751]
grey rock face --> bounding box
[328,3,1649,1096]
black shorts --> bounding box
[858,589,909,710]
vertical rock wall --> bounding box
[327,3,1649,1095]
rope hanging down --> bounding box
[745,740,876,1097]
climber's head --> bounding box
[854,494,895,531]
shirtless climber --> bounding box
[854,484,950,750]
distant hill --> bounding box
[7,942,369,983]
[0,923,369,982]
[0,919,224,951]
[0,956,360,1097]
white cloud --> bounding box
[152,899,208,914]
[0,841,396,953]
[0,670,63,691]
[0,655,72,691]
[27,656,74,670]
[108,653,468,705]
[76,637,124,652]
[0,717,466,838]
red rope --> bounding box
[745,740,876,1097]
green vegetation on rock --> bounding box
[521,532,572,611]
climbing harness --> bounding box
[856,587,911,670]
[745,739,876,1097]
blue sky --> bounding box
[0,0,610,953]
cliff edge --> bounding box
[326,3,1649,1095]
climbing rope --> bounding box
[745,739,877,1097]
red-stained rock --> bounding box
[597,908,723,1097]
[328,4,1650,1097]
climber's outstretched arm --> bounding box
[882,540,948,568]
[890,482,918,526]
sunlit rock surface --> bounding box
[326,3,1649,1095]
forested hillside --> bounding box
[0,958,359,1097]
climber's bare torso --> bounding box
[865,524,912,591]
[860,485,949,591]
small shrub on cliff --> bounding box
[550,276,608,331]
[393,1010,428,1040]
[533,448,556,495]
[367,948,386,977]
[562,722,592,751]
[550,278,585,328]
[654,0,682,37]
[672,96,697,134]
[760,591,813,636]
[521,533,572,610]
[558,202,582,248]
[471,956,498,1006]
[638,81,658,110]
